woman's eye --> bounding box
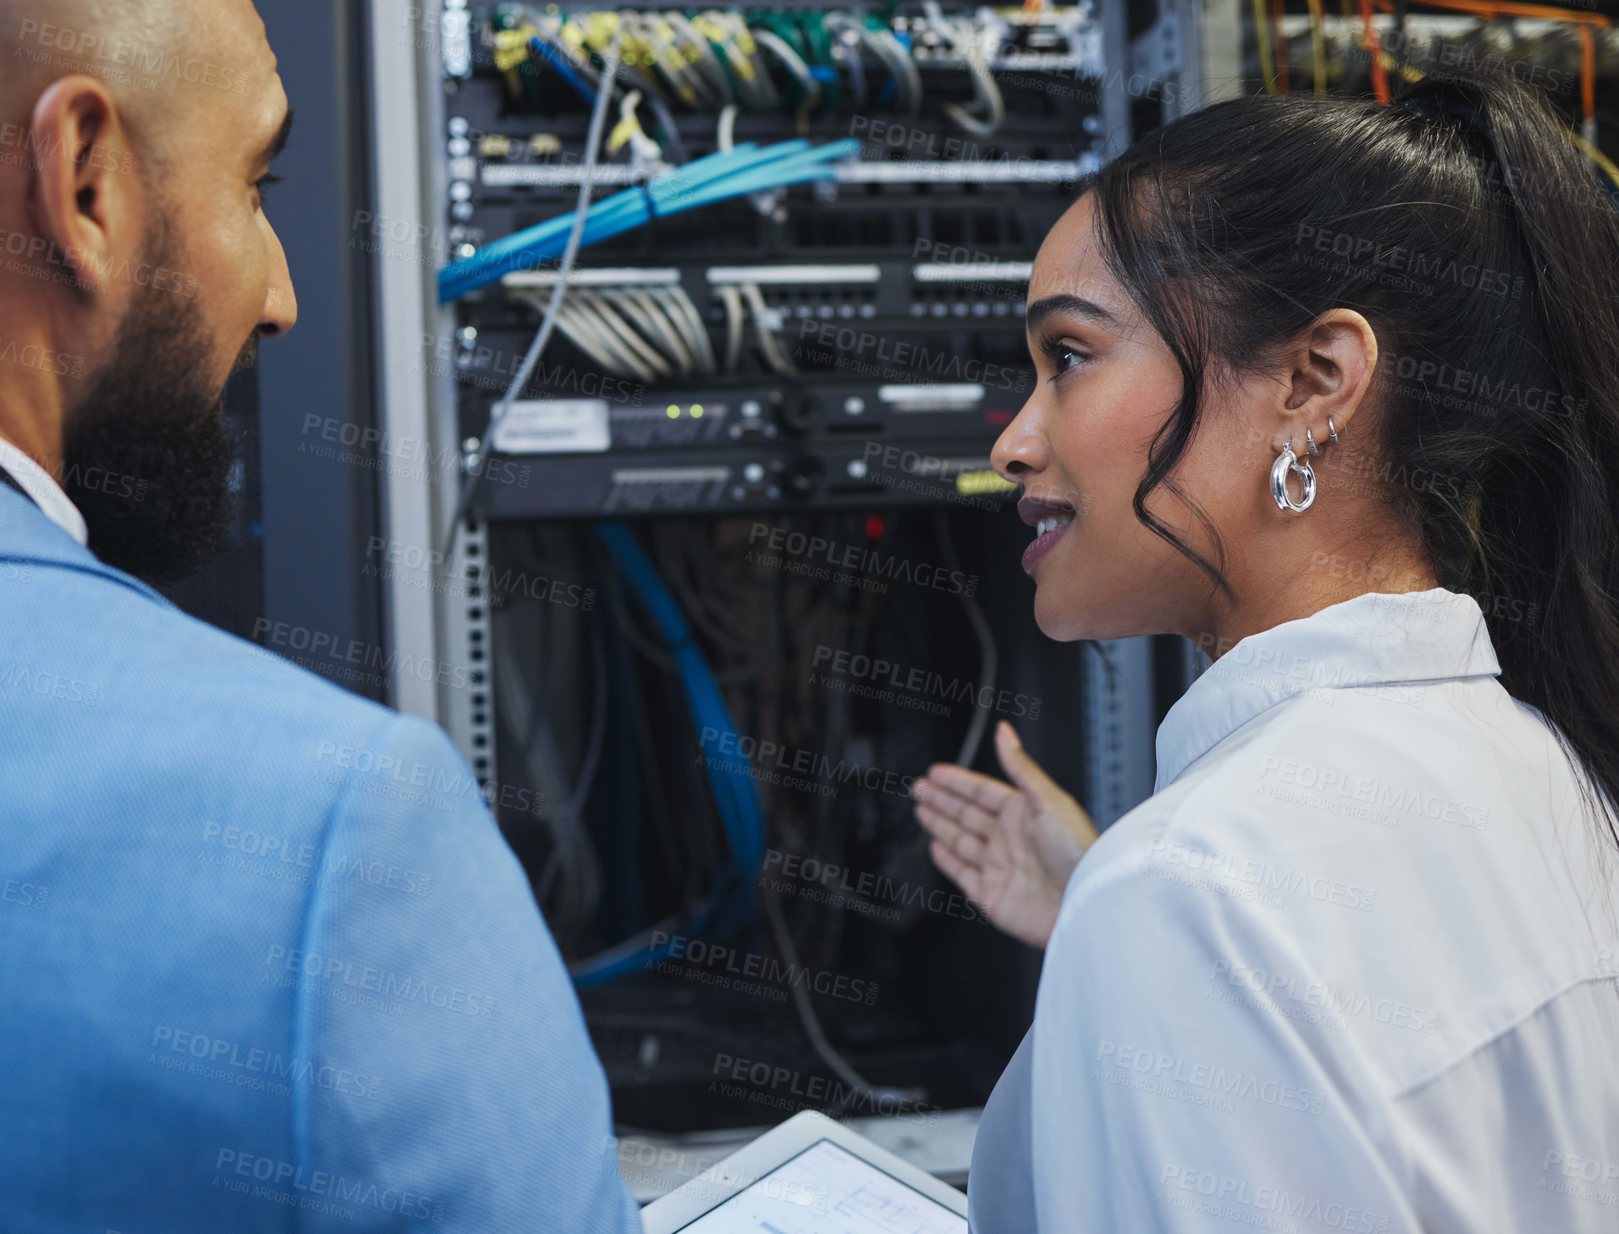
[1040,338,1087,380]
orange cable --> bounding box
[1579,25,1596,128]
[1371,0,1607,29]
[1361,0,1391,101]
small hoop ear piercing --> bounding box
[1271,441,1317,514]
[1327,414,1340,445]
[1305,428,1319,457]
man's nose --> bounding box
[258,222,298,336]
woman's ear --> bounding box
[1276,308,1378,451]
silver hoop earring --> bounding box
[1271,442,1317,514]
[1326,414,1340,445]
[1305,428,1319,457]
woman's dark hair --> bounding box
[1084,66,1619,850]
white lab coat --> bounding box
[971,588,1619,1232]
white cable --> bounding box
[762,889,924,1108]
[571,295,665,382]
[669,13,733,106]
[935,511,999,767]
[444,29,622,551]
[719,284,746,375]
[549,299,637,380]
[949,49,1005,138]
[742,282,797,376]
[605,289,684,372]
[538,291,647,383]
[660,286,716,375]
[646,14,716,110]
[824,15,868,109]
[752,28,822,122]
[923,1,1003,137]
[728,14,779,110]
[867,26,922,116]
[614,288,694,375]
[585,294,674,378]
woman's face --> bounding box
[991,192,1262,643]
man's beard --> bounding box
[62,226,253,586]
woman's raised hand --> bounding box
[912,720,1098,949]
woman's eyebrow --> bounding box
[1025,293,1123,334]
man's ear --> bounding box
[25,75,138,297]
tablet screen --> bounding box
[670,1138,967,1233]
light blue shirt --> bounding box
[0,485,642,1233]
[972,588,1619,1231]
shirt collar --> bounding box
[1155,587,1502,792]
[0,436,88,547]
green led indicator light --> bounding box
[666,404,681,420]
[690,404,704,419]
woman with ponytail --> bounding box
[913,65,1619,1231]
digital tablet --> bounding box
[639,1110,969,1233]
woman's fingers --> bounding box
[914,765,1013,840]
[915,800,987,867]
[995,720,1066,803]
[914,778,1003,842]
[923,762,1017,813]
[929,838,984,903]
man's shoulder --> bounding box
[10,559,469,812]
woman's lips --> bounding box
[1021,517,1073,574]
[1017,495,1077,576]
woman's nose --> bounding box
[991,404,1047,484]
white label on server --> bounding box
[491,399,611,455]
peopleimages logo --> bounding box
[697,727,917,801]
[746,523,977,596]
[650,930,879,1006]
[1148,837,1378,912]
[213,1150,443,1222]
[1159,1164,1391,1232]
[1094,1039,1326,1115]
[793,319,1029,393]
[1209,960,1440,1035]
[761,849,985,925]
[16,19,249,94]
[263,945,496,1018]
[810,644,1041,719]
[151,1026,382,1100]
[253,619,471,692]
[200,819,433,897]
[711,1053,941,1124]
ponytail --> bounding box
[1415,69,1619,850]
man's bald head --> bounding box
[0,0,277,169]
[2,0,182,156]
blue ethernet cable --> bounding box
[437,139,861,303]
[569,522,767,988]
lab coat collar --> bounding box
[1154,587,1502,792]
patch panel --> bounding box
[436,2,1118,519]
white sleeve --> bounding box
[1029,847,1422,1234]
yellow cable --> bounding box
[1253,0,1277,92]
[493,24,540,75]
[1306,0,1328,96]
[1573,130,1619,192]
